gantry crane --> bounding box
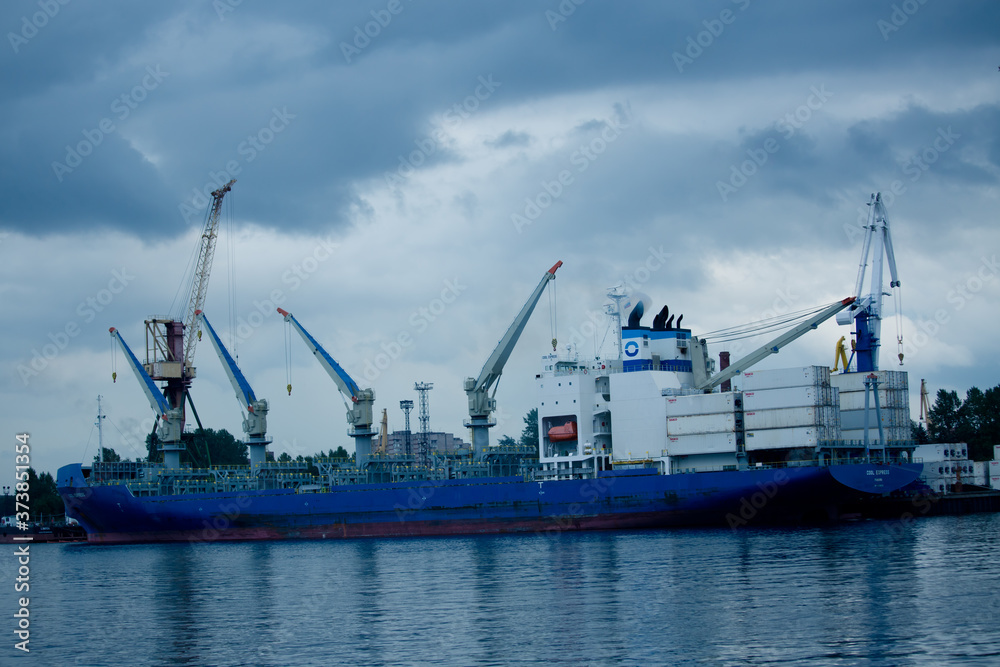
[195,310,270,471]
[142,180,235,457]
[278,308,376,468]
[835,192,901,372]
[465,261,562,461]
[110,327,185,468]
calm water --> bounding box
[3,514,999,666]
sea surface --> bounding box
[3,514,999,666]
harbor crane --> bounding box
[110,327,185,468]
[195,310,270,471]
[836,192,901,372]
[465,261,562,461]
[142,179,235,458]
[278,308,376,468]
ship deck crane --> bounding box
[278,308,376,468]
[110,327,185,468]
[692,297,856,392]
[465,261,562,461]
[835,192,901,372]
[195,310,270,471]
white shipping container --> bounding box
[744,406,831,430]
[994,444,1000,461]
[991,475,1000,490]
[743,386,834,411]
[837,389,909,412]
[830,370,908,392]
[740,366,831,391]
[973,461,988,486]
[745,427,822,450]
[990,461,1000,473]
[666,432,738,456]
[666,412,737,436]
[664,391,738,417]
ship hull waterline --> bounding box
[58,462,922,544]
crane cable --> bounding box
[699,301,838,344]
[111,334,117,382]
[548,278,558,351]
[226,192,238,357]
[284,320,293,395]
[895,283,904,365]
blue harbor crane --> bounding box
[194,310,271,471]
[835,192,901,372]
[278,308,376,468]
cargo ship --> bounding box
[57,193,921,543]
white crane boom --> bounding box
[182,179,235,370]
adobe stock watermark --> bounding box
[511,107,631,233]
[672,0,751,73]
[725,469,789,528]
[877,0,931,41]
[213,0,242,21]
[219,235,339,347]
[178,107,296,223]
[722,280,800,360]
[384,74,502,191]
[340,0,413,64]
[17,267,135,385]
[7,0,71,54]
[187,494,252,543]
[717,85,832,202]
[545,0,586,31]
[842,126,960,243]
[361,277,467,382]
[536,475,616,537]
[899,254,997,362]
[51,66,169,182]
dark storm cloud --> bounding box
[1,0,998,240]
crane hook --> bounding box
[287,383,292,396]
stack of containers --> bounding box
[741,366,840,450]
[830,370,910,443]
[664,392,741,455]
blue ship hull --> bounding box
[57,462,922,543]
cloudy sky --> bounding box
[2,0,998,478]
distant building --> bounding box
[384,430,470,458]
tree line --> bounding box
[913,384,1000,461]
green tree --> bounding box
[928,389,964,443]
[146,428,247,467]
[519,408,538,450]
[962,384,1000,460]
[27,469,63,521]
[93,447,122,464]
[497,435,517,447]
[910,421,929,444]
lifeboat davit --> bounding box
[547,422,578,442]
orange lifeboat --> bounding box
[547,422,578,442]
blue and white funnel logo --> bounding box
[624,341,639,357]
